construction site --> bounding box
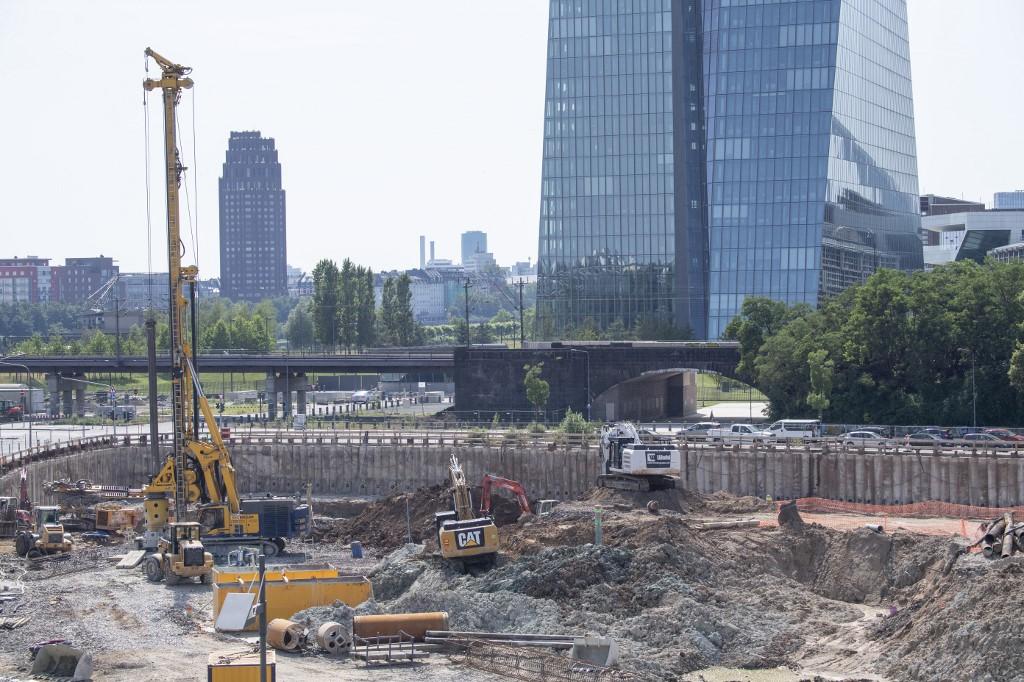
[2,455,1023,682]
[1,48,1021,682]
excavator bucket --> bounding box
[570,636,619,668]
[32,644,84,677]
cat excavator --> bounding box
[435,456,498,573]
[139,48,308,558]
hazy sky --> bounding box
[0,1,1020,277]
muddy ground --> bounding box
[0,485,1016,681]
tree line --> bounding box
[725,260,1024,426]
[297,258,420,351]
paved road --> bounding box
[0,421,174,455]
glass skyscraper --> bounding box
[536,0,922,339]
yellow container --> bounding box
[212,564,372,632]
[207,650,275,682]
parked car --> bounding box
[983,428,1024,442]
[839,430,887,447]
[904,432,947,447]
[707,423,766,444]
[962,433,1014,448]
[762,419,821,441]
[920,427,954,439]
[679,422,721,440]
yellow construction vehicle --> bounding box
[14,506,72,559]
[139,48,308,558]
[435,455,498,573]
[143,521,214,585]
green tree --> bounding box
[523,362,550,420]
[202,319,232,350]
[806,349,834,420]
[723,297,792,383]
[311,259,340,348]
[356,267,376,348]
[285,303,315,350]
[559,408,591,434]
[338,259,357,350]
[474,323,494,344]
[393,274,418,346]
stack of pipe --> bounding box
[981,513,1024,559]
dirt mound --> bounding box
[359,507,949,680]
[580,485,702,513]
[702,490,773,514]
[870,549,1024,681]
[313,485,525,552]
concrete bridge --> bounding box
[453,341,741,421]
[8,342,741,421]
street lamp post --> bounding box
[958,348,977,428]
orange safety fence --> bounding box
[753,497,1017,544]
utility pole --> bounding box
[114,280,122,361]
[463,279,472,346]
[517,279,525,348]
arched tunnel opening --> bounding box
[592,369,764,422]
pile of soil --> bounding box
[579,485,702,513]
[312,485,525,552]
[870,550,1024,681]
[357,503,954,680]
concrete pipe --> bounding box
[267,618,307,652]
[316,621,350,654]
[983,519,1007,545]
[353,612,449,642]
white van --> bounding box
[761,419,821,441]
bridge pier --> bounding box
[266,371,308,420]
[46,372,87,418]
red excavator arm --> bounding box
[479,474,532,516]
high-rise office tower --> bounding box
[461,230,488,265]
[536,0,922,339]
[219,131,287,302]
[994,191,1024,210]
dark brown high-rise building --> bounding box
[218,131,287,302]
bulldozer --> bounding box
[435,455,498,573]
[143,521,214,585]
[15,506,72,559]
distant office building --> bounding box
[287,265,313,298]
[115,273,166,311]
[920,194,985,216]
[460,231,487,265]
[0,257,51,303]
[922,210,1024,268]
[374,267,466,325]
[509,260,537,279]
[536,0,922,339]
[464,252,498,274]
[51,256,117,304]
[219,131,287,302]
[994,191,1024,210]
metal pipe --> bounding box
[259,553,267,682]
[146,317,159,462]
[189,281,200,440]
[983,518,1007,545]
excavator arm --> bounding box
[479,474,532,516]
[448,455,475,521]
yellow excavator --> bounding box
[139,48,308,558]
[435,455,498,573]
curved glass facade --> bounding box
[536,0,921,339]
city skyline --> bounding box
[0,1,1020,278]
